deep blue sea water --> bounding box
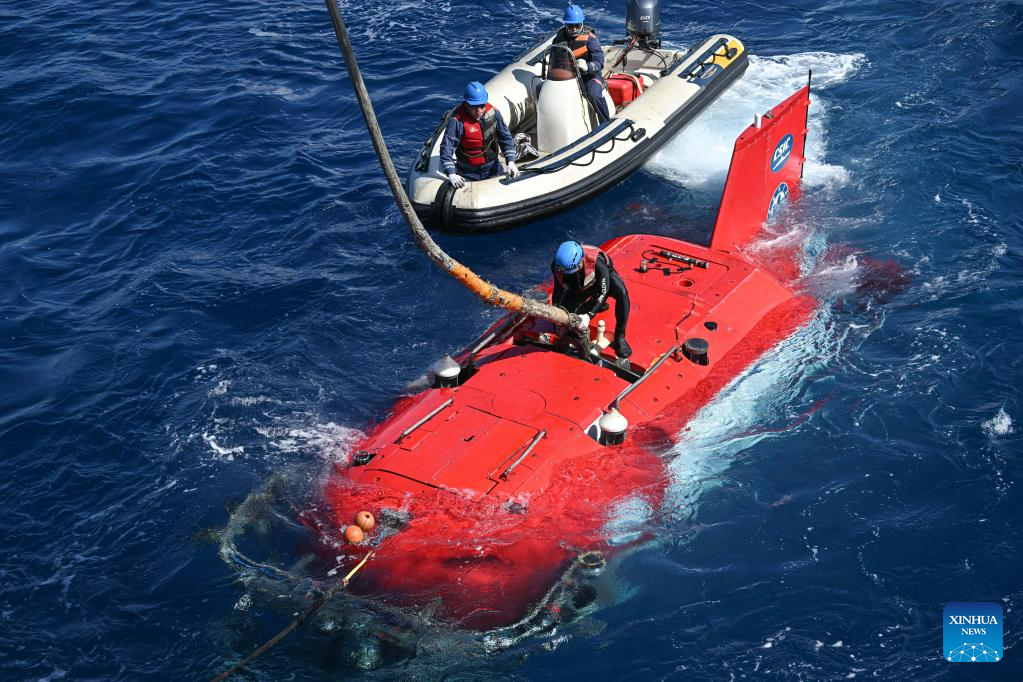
[3,0,1023,679]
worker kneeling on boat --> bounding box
[552,240,632,358]
[441,81,519,188]
[555,4,610,124]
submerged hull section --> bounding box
[408,33,748,233]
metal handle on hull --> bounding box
[500,430,547,480]
[469,314,526,366]
[395,398,454,444]
[610,345,679,409]
[323,0,576,328]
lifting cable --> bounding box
[322,0,577,329]
[210,551,375,681]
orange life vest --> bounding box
[557,26,597,58]
[453,103,498,167]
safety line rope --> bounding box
[209,551,375,681]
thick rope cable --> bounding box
[323,0,575,327]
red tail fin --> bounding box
[709,81,811,252]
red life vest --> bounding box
[553,245,608,290]
[454,103,498,167]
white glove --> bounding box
[448,173,465,189]
[507,162,519,179]
[576,58,589,73]
[574,313,591,330]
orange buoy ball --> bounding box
[344,524,365,545]
[355,511,376,531]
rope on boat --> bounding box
[322,0,578,329]
[550,124,638,170]
[210,551,375,681]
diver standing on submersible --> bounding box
[554,4,610,123]
[552,240,632,358]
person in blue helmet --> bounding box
[554,4,610,123]
[551,240,632,358]
[440,81,519,188]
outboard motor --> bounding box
[626,0,661,48]
[536,45,592,152]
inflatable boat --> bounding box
[407,3,748,232]
[322,84,812,629]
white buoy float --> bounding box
[430,354,461,388]
[598,408,628,445]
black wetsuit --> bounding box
[552,252,631,356]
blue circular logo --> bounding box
[771,133,794,173]
[768,182,789,219]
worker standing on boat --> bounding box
[440,81,519,188]
[552,240,632,358]
[554,4,610,123]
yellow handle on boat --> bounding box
[323,0,576,328]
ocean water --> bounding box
[2,0,1022,679]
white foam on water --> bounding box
[255,420,364,462]
[228,394,281,406]
[661,306,836,523]
[982,408,1014,437]
[203,432,245,459]
[645,52,865,191]
[248,27,284,39]
[208,379,230,397]
[602,495,654,546]
[802,252,862,299]
[241,80,324,102]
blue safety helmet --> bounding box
[563,4,585,24]
[554,240,584,274]
[463,81,488,106]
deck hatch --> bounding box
[385,406,540,494]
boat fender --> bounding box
[682,337,710,365]
[598,408,628,445]
[436,179,457,229]
[344,525,365,544]
[355,511,376,531]
[431,354,461,388]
